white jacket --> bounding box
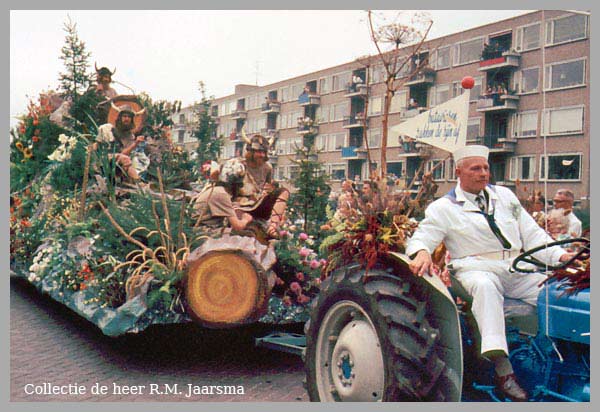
[406,184,565,269]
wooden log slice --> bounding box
[185,250,270,328]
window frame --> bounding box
[513,110,538,138]
[539,153,582,182]
[545,13,589,47]
[542,105,584,136]
[544,57,587,92]
[509,155,536,181]
[515,22,541,52]
[452,36,485,67]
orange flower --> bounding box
[80,283,87,290]
[20,219,31,228]
[32,136,39,143]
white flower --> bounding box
[28,273,37,282]
[58,134,69,144]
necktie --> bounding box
[475,195,486,213]
[476,193,513,249]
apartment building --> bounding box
[174,10,590,206]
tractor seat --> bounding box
[450,277,538,335]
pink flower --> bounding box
[282,296,292,306]
[279,230,289,238]
[310,260,321,270]
[296,272,305,282]
[313,278,322,286]
[299,247,310,258]
[298,232,309,241]
[320,259,328,267]
[290,282,302,294]
[297,294,311,304]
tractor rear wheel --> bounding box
[305,265,450,401]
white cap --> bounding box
[453,145,489,163]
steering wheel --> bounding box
[511,237,590,273]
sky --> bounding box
[10,10,533,127]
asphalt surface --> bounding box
[10,277,309,402]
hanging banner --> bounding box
[389,90,470,153]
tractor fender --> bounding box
[387,252,463,401]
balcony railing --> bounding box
[297,124,319,135]
[341,146,367,160]
[344,83,369,98]
[260,101,281,113]
[398,141,432,157]
[298,93,320,106]
[405,69,436,86]
[231,109,247,119]
[342,114,366,128]
[479,50,521,71]
[473,135,517,153]
[476,93,519,112]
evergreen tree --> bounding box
[58,16,94,100]
[289,134,331,235]
[194,81,222,166]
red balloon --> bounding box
[461,76,475,89]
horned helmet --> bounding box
[95,63,116,82]
[240,128,275,160]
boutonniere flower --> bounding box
[510,202,521,220]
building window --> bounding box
[319,77,330,94]
[540,153,582,181]
[542,106,584,135]
[446,158,456,181]
[328,163,346,181]
[367,128,381,148]
[369,64,386,84]
[368,96,382,115]
[516,67,539,94]
[430,84,450,106]
[317,105,330,123]
[513,111,538,138]
[470,77,483,101]
[453,37,484,66]
[178,130,185,143]
[515,23,540,51]
[544,58,586,90]
[289,165,300,180]
[331,133,345,151]
[387,161,404,178]
[546,13,588,46]
[435,46,451,70]
[390,90,407,113]
[509,156,535,181]
[279,86,289,102]
[467,118,481,142]
[331,102,349,121]
[332,72,351,91]
[426,159,445,181]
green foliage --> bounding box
[48,138,90,193]
[194,81,222,166]
[67,88,104,133]
[288,139,331,235]
[58,17,94,100]
[145,150,198,190]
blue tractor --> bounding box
[302,238,590,402]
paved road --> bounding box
[10,278,309,402]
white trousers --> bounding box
[453,258,546,355]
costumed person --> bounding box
[94,64,118,100]
[190,159,253,235]
[95,103,149,182]
[406,145,576,402]
[234,129,290,239]
[552,188,582,237]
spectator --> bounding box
[552,189,582,237]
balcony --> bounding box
[476,94,519,112]
[297,124,319,135]
[398,141,432,157]
[260,128,279,139]
[231,109,247,120]
[404,68,436,86]
[400,107,428,119]
[298,93,320,106]
[472,135,517,153]
[260,101,281,114]
[479,50,521,71]
[342,114,366,129]
[344,83,369,98]
[341,146,368,160]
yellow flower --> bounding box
[15,141,24,151]
[23,147,33,159]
